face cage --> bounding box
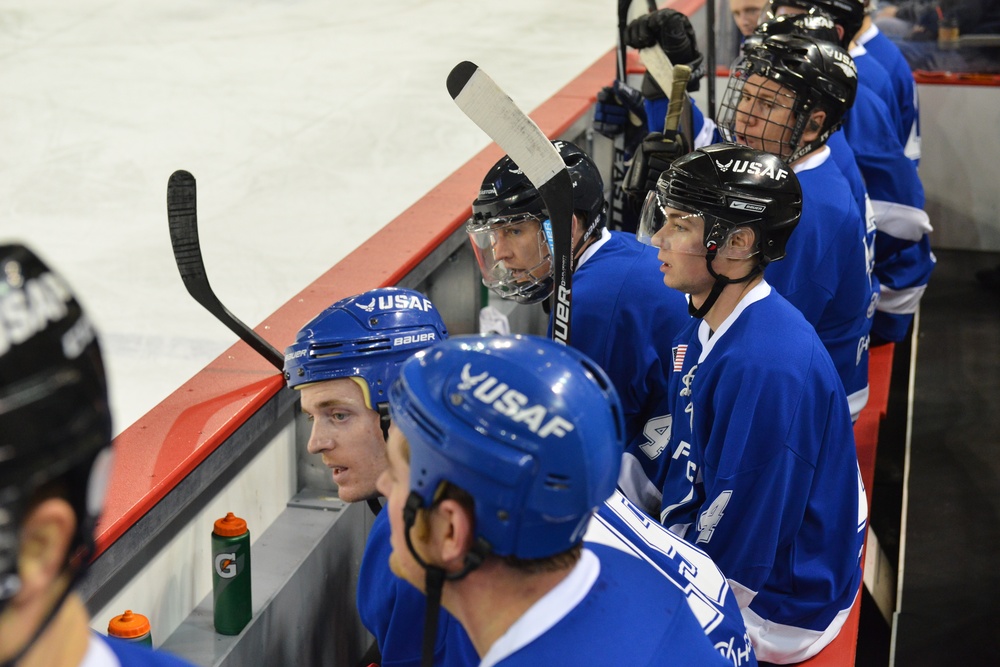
[718,65,813,163]
[467,214,554,305]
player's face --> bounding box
[300,378,386,504]
[731,0,767,36]
[732,74,797,160]
[490,217,550,282]
[649,207,714,295]
[376,425,427,590]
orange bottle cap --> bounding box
[214,512,248,537]
[107,610,150,639]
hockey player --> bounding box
[749,17,934,344]
[467,140,690,514]
[718,33,875,419]
[282,287,478,667]
[378,333,733,666]
[749,12,876,226]
[0,243,196,667]
[637,145,866,663]
[763,0,908,149]
[857,0,921,163]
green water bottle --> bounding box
[107,609,153,646]
[212,512,252,635]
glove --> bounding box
[625,9,705,93]
[622,130,691,213]
[594,80,648,157]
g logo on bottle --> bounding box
[215,552,237,579]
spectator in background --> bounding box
[876,0,1000,72]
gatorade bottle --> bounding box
[212,512,252,635]
[107,610,152,646]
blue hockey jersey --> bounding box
[360,491,755,667]
[560,229,691,514]
[857,24,921,163]
[587,490,756,666]
[827,131,880,316]
[480,545,732,667]
[842,83,935,343]
[764,147,875,419]
[659,283,866,664]
[851,45,906,150]
[357,509,479,667]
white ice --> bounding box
[1,0,622,433]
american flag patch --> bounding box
[672,344,688,373]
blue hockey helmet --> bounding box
[283,287,448,409]
[0,243,113,612]
[390,334,624,560]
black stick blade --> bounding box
[166,170,285,371]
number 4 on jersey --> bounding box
[696,490,732,545]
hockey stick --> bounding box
[662,64,692,141]
[638,45,675,105]
[166,170,285,371]
[446,61,574,346]
[610,0,634,232]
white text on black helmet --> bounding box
[0,272,83,359]
[715,160,788,181]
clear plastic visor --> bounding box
[636,191,708,257]
[636,191,760,261]
[466,214,553,299]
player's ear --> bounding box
[17,498,76,598]
[803,110,826,141]
[728,226,757,252]
[431,498,476,570]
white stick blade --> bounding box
[447,61,563,190]
[639,46,674,93]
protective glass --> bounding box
[637,190,759,261]
[466,214,553,304]
[636,191,708,257]
[717,66,800,162]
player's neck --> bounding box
[10,591,92,667]
[444,560,571,658]
[700,272,762,331]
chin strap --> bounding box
[403,492,491,667]
[688,250,763,319]
[0,547,90,667]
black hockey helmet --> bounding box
[0,243,112,611]
[653,143,803,265]
[471,140,607,239]
[762,0,865,47]
[745,7,841,53]
[467,141,607,304]
[719,34,858,163]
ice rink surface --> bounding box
[2,0,621,432]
